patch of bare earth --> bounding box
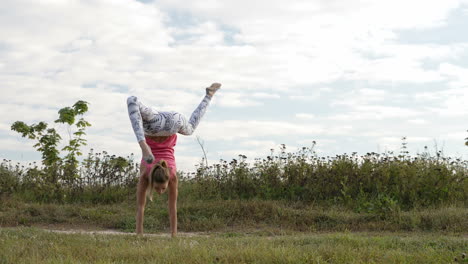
[42,228,207,237]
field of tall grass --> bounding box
[1,141,467,234]
[2,141,467,211]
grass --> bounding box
[1,198,467,234]
[0,227,466,263]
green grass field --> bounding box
[1,199,467,233]
[0,199,467,263]
[0,227,466,264]
[2,144,467,263]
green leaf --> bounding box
[11,121,34,138]
[55,107,76,125]
[73,100,89,115]
[62,146,73,152]
[74,131,85,137]
[76,118,91,128]
[33,122,47,132]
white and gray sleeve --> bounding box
[127,96,155,142]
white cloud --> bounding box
[155,0,467,85]
[439,63,468,85]
[289,95,320,101]
[295,113,315,120]
[407,119,427,125]
[435,90,468,117]
[156,0,462,31]
[251,93,281,99]
[197,120,325,140]
[215,92,263,107]
[237,140,282,156]
[0,103,58,128]
[240,139,278,148]
[169,21,225,46]
[331,88,388,107]
[329,106,422,121]
[289,87,332,101]
[446,131,468,140]
[0,138,36,152]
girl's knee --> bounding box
[179,128,194,136]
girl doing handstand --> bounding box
[127,83,221,237]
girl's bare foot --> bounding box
[206,83,221,97]
[139,140,154,164]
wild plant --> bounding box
[192,140,468,212]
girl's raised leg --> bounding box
[178,83,221,135]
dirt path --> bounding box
[48,229,208,237]
[4,227,467,239]
[1,227,208,238]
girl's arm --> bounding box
[168,173,178,237]
[136,164,148,235]
[127,96,155,164]
[127,96,147,143]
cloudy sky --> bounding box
[1,0,467,172]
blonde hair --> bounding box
[146,160,170,201]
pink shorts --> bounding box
[141,134,178,180]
